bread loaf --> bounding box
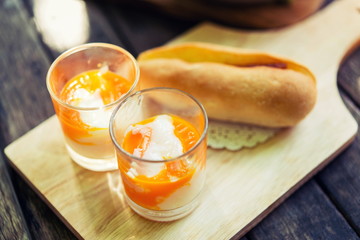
[138,42,317,127]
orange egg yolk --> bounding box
[119,114,202,210]
[55,69,132,144]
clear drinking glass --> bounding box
[46,43,139,171]
[110,88,208,221]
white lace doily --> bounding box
[207,120,280,151]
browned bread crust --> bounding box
[138,42,317,127]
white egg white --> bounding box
[128,114,183,160]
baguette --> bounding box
[138,42,317,127]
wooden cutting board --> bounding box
[5,0,360,239]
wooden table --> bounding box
[1,0,359,239]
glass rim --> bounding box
[109,87,209,163]
[46,42,140,111]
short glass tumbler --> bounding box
[47,43,139,171]
[110,88,208,221]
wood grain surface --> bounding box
[3,0,360,239]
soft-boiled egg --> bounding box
[70,88,112,128]
[59,69,131,129]
[119,113,204,210]
[124,114,184,160]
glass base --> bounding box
[125,195,200,222]
[66,145,118,171]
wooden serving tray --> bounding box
[5,0,360,239]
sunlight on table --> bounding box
[34,0,89,52]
